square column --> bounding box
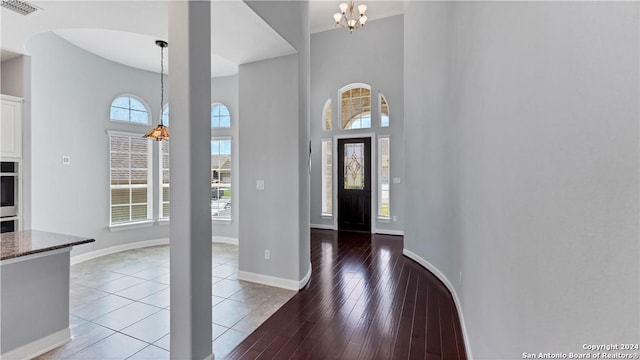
[168,1,212,359]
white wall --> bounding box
[242,0,311,284]
[310,14,404,234]
[26,33,169,256]
[238,54,301,281]
[404,2,639,358]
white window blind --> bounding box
[109,132,152,225]
[322,139,333,215]
[160,141,170,219]
[378,137,390,219]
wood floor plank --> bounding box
[224,230,466,360]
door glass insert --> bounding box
[344,143,365,189]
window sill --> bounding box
[108,220,154,232]
[157,219,170,226]
[377,217,391,223]
[321,214,333,219]
[212,217,232,224]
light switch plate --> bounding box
[393,177,401,184]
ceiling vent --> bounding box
[1,0,39,15]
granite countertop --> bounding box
[0,230,95,261]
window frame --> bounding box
[109,94,152,126]
[108,130,153,229]
[338,83,372,130]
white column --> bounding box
[168,1,212,360]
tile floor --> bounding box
[36,243,296,360]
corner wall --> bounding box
[404,2,639,357]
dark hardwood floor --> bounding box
[226,229,467,360]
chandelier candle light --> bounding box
[144,40,170,141]
[333,1,367,33]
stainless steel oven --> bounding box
[1,161,18,218]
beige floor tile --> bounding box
[127,345,170,360]
[71,294,133,320]
[212,329,249,359]
[69,333,147,360]
[93,302,161,331]
[121,309,170,344]
[115,280,168,301]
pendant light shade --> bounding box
[144,40,169,141]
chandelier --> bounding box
[144,40,170,141]
[333,1,367,33]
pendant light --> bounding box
[144,40,169,141]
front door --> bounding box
[337,138,371,232]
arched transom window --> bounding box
[340,84,371,130]
[110,95,150,125]
[211,103,231,128]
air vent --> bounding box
[1,0,39,15]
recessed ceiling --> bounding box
[1,1,404,74]
[1,0,296,77]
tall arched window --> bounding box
[211,102,232,220]
[211,103,231,128]
[322,99,332,131]
[110,95,150,125]
[380,93,389,127]
[339,84,371,130]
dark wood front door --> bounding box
[338,138,371,232]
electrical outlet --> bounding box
[264,249,270,260]
[62,156,71,165]
[256,180,265,190]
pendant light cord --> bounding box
[160,45,165,126]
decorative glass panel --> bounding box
[344,143,365,190]
[341,86,371,129]
[380,94,389,127]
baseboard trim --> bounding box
[299,262,312,289]
[376,229,405,236]
[71,238,170,265]
[71,236,240,265]
[237,270,300,291]
[1,327,71,360]
[212,236,238,245]
[310,224,336,230]
[402,249,473,360]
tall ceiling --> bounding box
[1,0,403,76]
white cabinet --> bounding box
[1,95,22,159]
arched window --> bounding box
[322,99,332,131]
[161,104,169,127]
[339,84,371,130]
[110,95,150,125]
[380,93,389,127]
[211,103,231,128]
